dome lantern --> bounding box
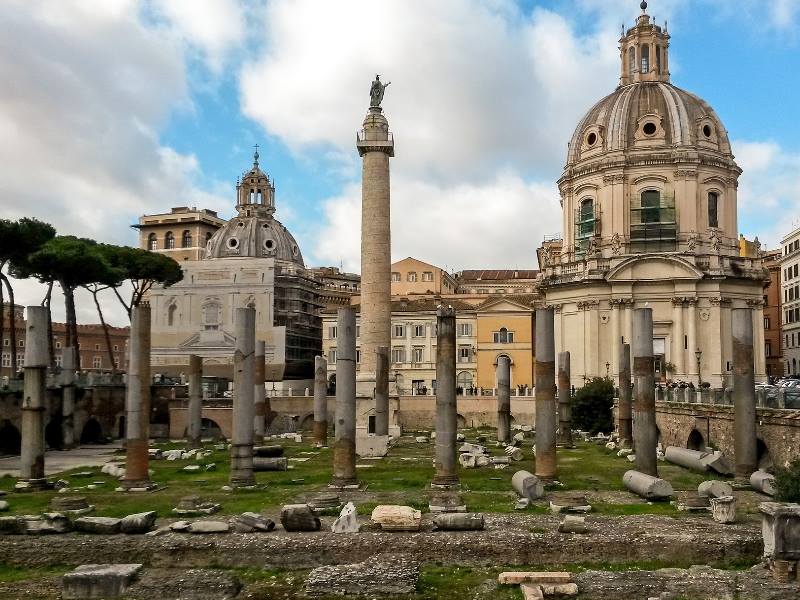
[236,145,276,217]
[619,1,670,86]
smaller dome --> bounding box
[205,214,304,266]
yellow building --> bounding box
[390,257,458,296]
[475,297,535,392]
[134,206,225,262]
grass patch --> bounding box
[0,563,67,583]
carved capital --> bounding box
[709,296,731,306]
[577,299,600,311]
[746,298,764,308]
[673,169,698,180]
[602,174,626,185]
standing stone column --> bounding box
[121,303,154,490]
[618,343,633,448]
[432,306,459,488]
[331,307,358,488]
[375,346,389,436]
[496,356,511,444]
[229,307,256,487]
[535,307,557,480]
[18,306,48,489]
[356,94,394,398]
[313,355,328,446]
[732,308,757,478]
[557,351,573,447]
[61,347,77,449]
[187,354,202,449]
[254,341,266,438]
[633,308,657,476]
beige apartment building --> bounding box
[134,206,225,262]
[780,226,800,375]
[390,258,458,296]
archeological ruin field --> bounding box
[0,431,786,599]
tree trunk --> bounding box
[61,280,80,370]
[90,287,116,375]
[1,275,19,377]
[112,286,131,318]
[43,281,54,368]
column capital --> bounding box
[577,300,600,311]
[710,296,732,306]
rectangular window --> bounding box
[684,335,688,350]
[393,325,405,338]
[94,344,100,351]
[458,346,471,363]
[391,272,401,282]
[92,356,102,369]
[18,340,24,347]
[458,323,473,337]
[493,330,514,344]
[1,353,9,367]
[708,192,718,228]
[2,339,7,346]
[407,272,417,282]
[412,347,424,363]
[328,326,337,340]
[54,354,62,367]
[329,348,337,364]
[766,342,772,358]
[422,272,433,282]
[630,190,676,253]
[356,325,360,338]
[113,345,119,351]
[795,264,798,278]
[764,317,770,329]
[392,347,405,364]
[16,354,24,367]
[356,349,361,364]
[413,324,425,337]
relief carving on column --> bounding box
[699,309,710,321]
[709,296,731,307]
[686,231,698,252]
[611,233,622,255]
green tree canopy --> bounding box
[100,245,183,316]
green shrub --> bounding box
[572,377,614,435]
[774,458,800,503]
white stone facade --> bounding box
[779,226,800,375]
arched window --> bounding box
[165,231,175,249]
[148,233,157,251]
[256,189,262,204]
[641,45,650,73]
[655,46,661,73]
[493,327,513,344]
[249,189,255,203]
[457,371,473,391]
[181,230,192,248]
[628,47,636,74]
[167,303,177,326]
[708,192,719,228]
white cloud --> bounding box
[0,0,227,326]
[311,173,561,272]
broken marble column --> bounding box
[280,504,321,531]
[433,513,485,531]
[664,446,710,473]
[187,354,202,449]
[618,342,633,448]
[61,346,77,449]
[496,355,511,444]
[254,340,266,438]
[331,307,358,488]
[623,470,673,500]
[512,470,545,500]
[121,304,154,491]
[18,306,48,489]
[252,457,288,471]
[535,307,557,480]
[557,351,573,447]
[710,496,737,524]
[432,305,459,488]
[751,470,777,496]
[698,480,734,499]
[633,308,657,477]
[732,308,758,479]
[313,355,328,446]
[375,345,390,436]
[229,307,256,487]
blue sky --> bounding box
[2,0,800,325]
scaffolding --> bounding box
[630,191,676,253]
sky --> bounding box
[2,0,800,327]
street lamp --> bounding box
[605,362,610,378]
[695,349,703,386]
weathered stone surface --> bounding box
[74,517,122,535]
[549,494,591,514]
[308,493,341,512]
[760,502,800,560]
[370,505,422,531]
[124,567,242,599]
[512,470,545,501]
[698,480,734,499]
[169,521,191,532]
[305,559,419,597]
[664,447,710,473]
[505,446,523,461]
[120,512,157,534]
[521,583,544,599]
[188,521,230,534]
[232,512,275,533]
[710,496,737,524]
[459,443,487,455]
[0,516,24,534]
[700,451,735,477]
[558,515,588,534]
[280,504,321,532]
[331,502,360,533]
[428,492,466,513]
[623,470,673,500]
[432,513,484,531]
[0,501,8,512]
[50,496,91,512]
[25,513,71,535]
[459,453,477,468]
[253,445,284,458]
[252,457,288,472]
[498,572,572,585]
[751,471,777,496]
[62,563,142,599]
[173,496,221,516]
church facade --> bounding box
[139,151,321,383]
[540,3,767,389]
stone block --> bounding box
[331,502,360,533]
[188,521,230,534]
[356,434,389,458]
[432,513,484,531]
[459,453,477,468]
[623,470,673,500]
[498,572,571,585]
[280,504,321,532]
[512,470,545,501]
[428,492,466,513]
[549,494,591,514]
[760,502,800,560]
[698,480,734,499]
[710,496,736,524]
[459,442,487,455]
[370,505,422,531]
[232,512,275,532]
[62,564,142,599]
[25,513,71,535]
[558,515,588,534]
[120,511,157,534]
[74,517,122,535]
[520,584,544,600]
[253,457,288,472]
[0,501,7,512]
[305,559,419,597]
[751,470,777,496]
[0,516,24,534]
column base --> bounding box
[117,479,156,492]
[328,479,360,490]
[14,478,51,492]
[229,475,257,488]
[430,478,460,490]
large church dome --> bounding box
[204,150,305,267]
[566,82,733,166]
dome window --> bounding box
[708,192,719,228]
[587,132,597,146]
[227,238,239,249]
[643,122,657,136]
[237,221,245,228]
[264,239,274,250]
[292,245,299,256]
[703,124,712,138]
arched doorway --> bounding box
[201,418,223,440]
[0,421,21,455]
[686,429,705,451]
[45,417,64,450]
[80,418,104,444]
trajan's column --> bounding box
[356,75,394,398]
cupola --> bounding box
[619,1,670,86]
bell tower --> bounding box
[236,146,276,216]
[619,1,670,86]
